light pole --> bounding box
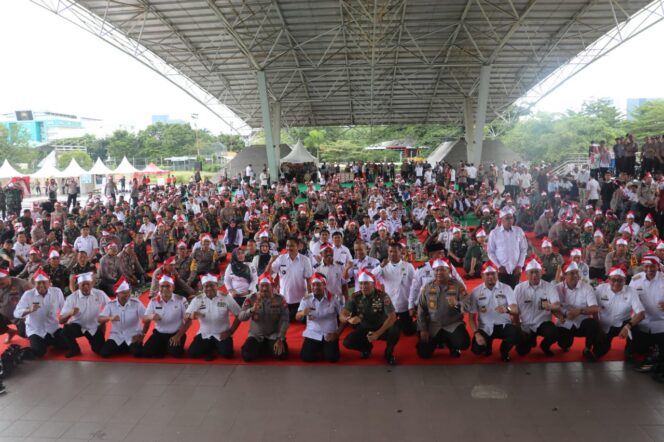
[191,113,200,157]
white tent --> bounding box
[60,158,89,177]
[280,140,319,165]
[89,157,112,175]
[113,157,139,175]
[0,160,25,179]
[31,162,65,179]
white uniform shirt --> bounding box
[186,293,240,339]
[514,280,559,332]
[332,244,352,267]
[359,224,376,244]
[586,178,600,200]
[350,256,381,291]
[73,235,98,256]
[13,287,64,338]
[272,253,314,304]
[145,295,188,334]
[317,263,346,298]
[298,292,344,341]
[224,262,258,295]
[487,225,528,273]
[619,222,640,236]
[61,289,110,335]
[595,283,644,333]
[12,241,31,267]
[630,271,664,333]
[554,281,597,329]
[468,282,516,335]
[372,260,415,313]
[101,298,146,345]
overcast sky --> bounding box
[1,0,663,134]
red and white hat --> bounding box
[200,273,218,285]
[583,219,593,229]
[32,268,50,282]
[607,266,626,278]
[0,267,9,279]
[376,222,388,232]
[570,248,583,257]
[541,237,552,248]
[159,274,174,285]
[431,258,450,269]
[61,240,72,248]
[646,235,659,244]
[176,240,188,249]
[163,256,176,265]
[657,240,664,250]
[524,256,543,271]
[357,268,377,283]
[201,233,212,242]
[593,229,604,238]
[113,276,131,293]
[481,261,498,274]
[475,228,487,238]
[645,213,654,223]
[76,272,94,284]
[257,272,274,285]
[309,272,327,284]
[626,211,635,219]
[29,246,40,255]
[451,226,462,235]
[563,261,580,273]
[48,247,60,259]
[641,255,660,266]
[616,238,629,246]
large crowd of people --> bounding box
[0,143,663,391]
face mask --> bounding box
[314,233,320,239]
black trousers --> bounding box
[62,323,105,355]
[97,277,118,297]
[343,324,400,355]
[288,303,299,322]
[589,267,606,280]
[557,318,599,350]
[498,272,520,289]
[416,324,470,358]
[28,330,67,358]
[99,340,143,358]
[142,330,186,358]
[595,323,630,359]
[188,334,234,359]
[241,337,288,362]
[396,311,416,336]
[516,321,558,356]
[300,337,340,362]
[632,328,664,361]
[67,194,77,210]
[471,324,520,357]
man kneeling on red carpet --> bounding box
[296,272,345,362]
[238,273,289,361]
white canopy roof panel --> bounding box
[113,157,139,175]
[89,157,113,175]
[31,162,65,179]
[61,158,89,177]
[280,140,318,165]
[0,160,25,179]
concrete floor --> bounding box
[0,360,663,442]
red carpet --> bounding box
[1,230,626,365]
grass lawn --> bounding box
[144,170,217,184]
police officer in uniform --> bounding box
[189,234,219,283]
[142,274,190,358]
[42,247,71,296]
[238,273,290,361]
[593,265,645,360]
[186,273,241,360]
[339,269,400,365]
[514,257,560,357]
[296,272,345,362]
[468,262,520,362]
[0,267,32,343]
[416,259,469,358]
[98,276,147,358]
[13,269,67,357]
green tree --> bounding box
[107,130,139,161]
[57,151,93,170]
[627,100,664,139]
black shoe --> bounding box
[204,353,215,362]
[0,382,5,395]
[540,344,554,357]
[583,348,596,362]
[449,349,461,358]
[64,349,81,359]
[384,351,396,366]
[360,351,371,360]
[561,347,570,353]
[501,353,511,362]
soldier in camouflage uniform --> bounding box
[0,269,32,342]
[63,217,80,246]
[118,242,146,286]
[416,259,469,358]
[539,238,563,283]
[605,238,636,281]
[585,230,609,280]
[174,241,193,290]
[97,242,123,296]
[5,183,22,217]
[151,222,170,262]
[42,249,71,296]
[189,235,218,284]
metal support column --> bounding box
[270,101,281,169]
[469,65,492,165]
[257,70,279,180]
[463,97,474,146]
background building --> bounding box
[0,110,103,145]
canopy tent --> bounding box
[30,162,65,179]
[280,140,318,166]
[0,160,25,179]
[140,162,169,175]
[89,157,113,175]
[113,157,139,175]
[60,158,89,177]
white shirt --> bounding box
[298,292,344,341]
[13,241,31,267]
[595,283,644,333]
[554,281,597,329]
[62,289,110,335]
[317,263,346,298]
[630,272,664,333]
[619,222,640,236]
[466,165,477,179]
[272,253,314,304]
[139,222,156,239]
[101,298,146,345]
[186,293,240,339]
[145,295,188,334]
[487,224,528,273]
[13,287,64,338]
[332,244,352,267]
[586,178,600,200]
[359,224,376,244]
[224,262,258,295]
[349,255,381,291]
[74,235,98,256]
[514,280,559,332]
[468,282,516,335]
[372,260,415,313]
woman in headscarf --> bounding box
[223,218,243,253]
[251,241,274,276]
[223,248,257,307]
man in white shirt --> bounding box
[73,225,99,257]
[296,272,345,362]
[586,175,601,208]
[359,216,377,245]
[317,245,347,299]
[331,231,352,267]
[488,207,528,289]
[267,237,313,321]
[98,276,146,358]
[629,256,664,372]
[514,257,560,357]
[12,231,31,275]
[138,215,157,240]
[143,275,190,358]
[344,241,381,292]
[555,261,600,361]
[59,272,110,358]
[593,265,645,360]
[13,269,67,358]
[468,262,520,362]
[372,242,415,335]
[186,274,241,360]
